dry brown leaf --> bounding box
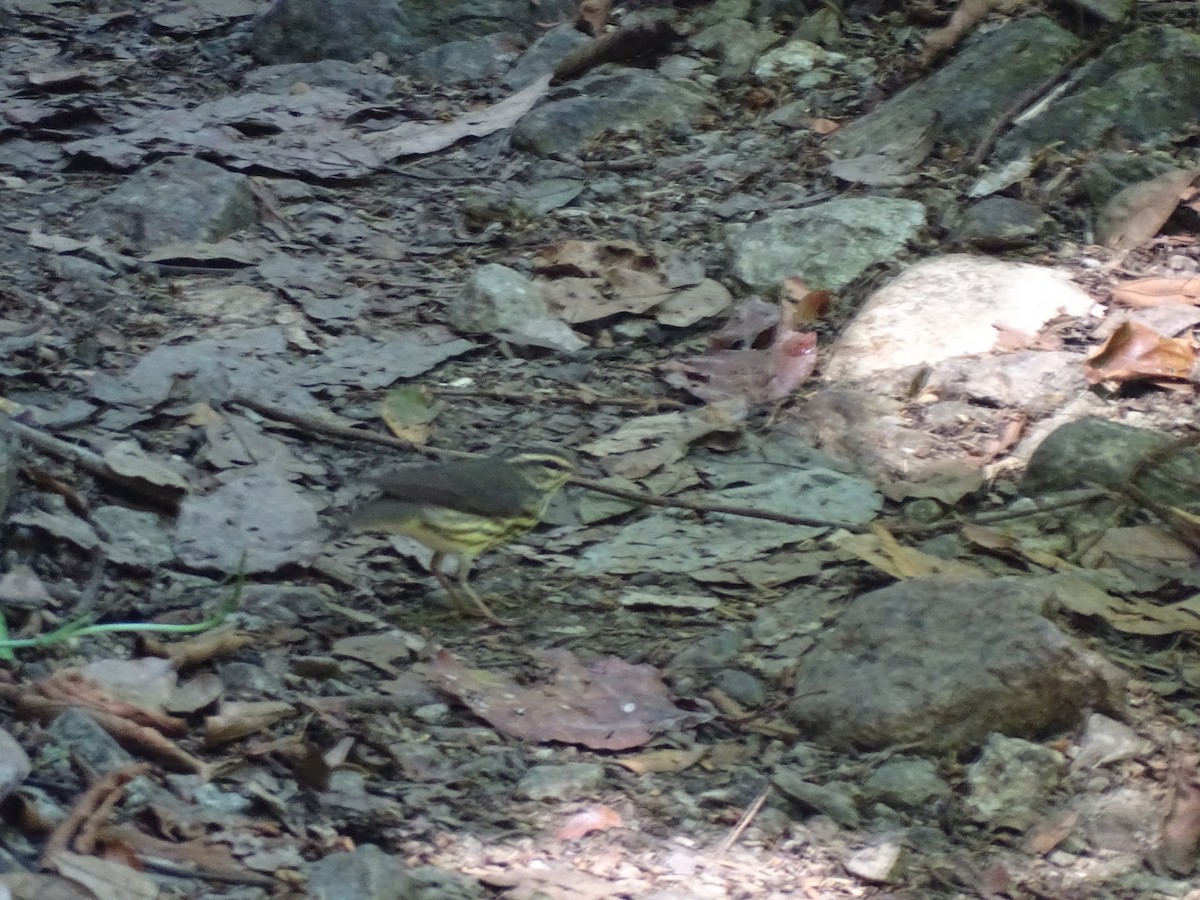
[1050,575,1200,636]
[423,648,710,750]
[1111,276,1200,308]
[555,804,623,841]
[1157,774,1200,875]
[1096,167,1200,251]
[1084,320,1197,386]
[203,700,294,747]
[832,526,985,579]
[782,278,834,323]
[807,117,842,135]
[614,746,708,775]
[1022,808,1080,856]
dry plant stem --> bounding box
[890,487,1112,535]
[0,681,207,774]
[432,386,684,411]
[715,784,772,858]
[228,395,435,453]
[96,825,278,887]
[571,474,868,529]
[0,417,180,510]
[1126,433,1200,489]
[41,672,187,734]
[552,20,676,83]
[40,763,150,869]
[962,34,1109,172]
[153,627,257,669]
[233,396,864,527]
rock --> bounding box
[1070,713,1152,772]
[513,70,710,157]
[772,768,861,828]
[0,728,30,804]
[243,60,399,100]
[447,264,585,352]
[501,24,591,91]
[714,669,767,708]
[929,350,1090,416]
[844,839,904,883]
[248,0,565,65]
[863,758,950,811]
[828,18,1080,158]
[996,25,1200,161]
[305,843,417,900]
[952,197,1053,249]
[45,708,136,779]
[964,734,1066,830]
[785,577,1124,753]
[518,763,606,801]
[1062,0,1133,22]
[400,32,525,85]
[75,156,257,251]
[823,255,1096,382]
[728,196,926,292]
[1021,417,1200,509]
[690,20,782,80]
[753,38,847,85]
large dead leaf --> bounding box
[66,77,552,178]
[1084,320,1197,386]
[42,850,158,900]
[826,117,938,187]
[1049,574,1200,636]
[423,648,710,750]
[577,469,880,577]
[1111,276,1200,309]
[534,239,730,326]
[662,294,818,403]
[1096,167,1200,251]
[831,525,985,579]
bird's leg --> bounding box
[429,552,499,623]
[454,558,500,623]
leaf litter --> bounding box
[3,3,1200,898]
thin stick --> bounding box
[716,784,772,858]
[40,763,150,868]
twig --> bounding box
[961,34,1109,173]
[235,397,862,528]
[0,416,182,510]
[715,784,772,857]
[40,763,150,868]
[228,395,442,456]
[889,487,1112,535]
[569,474,867,529]
[432,386,684,411]
[552,21,677,84]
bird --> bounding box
[344,447,577,622]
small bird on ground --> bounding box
[345,447,577,622]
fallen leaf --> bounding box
[1157,772,1200,875]
[1084,320,1197,386]
[831,525,985,579]
[1111,276,1200,308]
[204,701,294,746]
[614,746,707,775]
[555,804,623,841]
[1096,167,1200,251]
[423,648,710,750]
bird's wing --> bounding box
[371,458,536,518]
